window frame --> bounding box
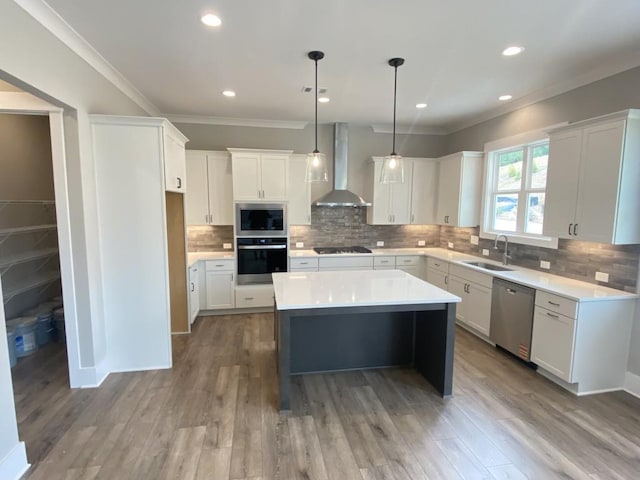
[480,129,558,249]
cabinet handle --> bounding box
[300,262,308,265]
[411,213,414,223]
[445,215,449,224]
[190,282,194,292]
[215,264,224,267]
[506,288,517,294]
[546,312,560,319]
[177,177,182,189]
[444,275,448,285]
[573,224,578,236]
[547,301,560,307]
[434,262,440,267]
[568,223,573,235]
[245,297,254,300]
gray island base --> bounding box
[272,270,461,412]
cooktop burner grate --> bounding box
[313,246,372,254]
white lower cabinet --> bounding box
[426,267,448,290]
[235,284,275,308]
[394,256,424,279]
[531,306,576,381]
[289,257,319,271]
[318,256,374,271]
[204,260,235,309]
[447,265,493,337]
[189,264,200,324]
[373,256,395,270]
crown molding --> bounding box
[166,114,308,130]
[445,54,640,134]
[371,124,447,135]
[15,0,160,116]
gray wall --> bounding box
[175,122,448,203]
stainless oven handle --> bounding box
[237,245,287,250]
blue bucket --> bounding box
[6,326,17,368]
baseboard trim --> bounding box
[69,358,110,389]
[624,371,640,398]
[0,442,29,480]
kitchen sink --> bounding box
[463,261,514,272]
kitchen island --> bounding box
[272,270,461,411]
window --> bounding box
[483,139,553,246]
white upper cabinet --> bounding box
[366,157,414,225]
[288,154,311,225]
[544,110,640,244]
[435,151,483,227]
[228,149,291,202]
[410,158,438,224]
[163,127,188,193]
[185,151,233,226]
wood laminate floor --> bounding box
[12,313,640,480]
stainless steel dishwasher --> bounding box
[490,278,536,362]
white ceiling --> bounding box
[44,0,640,132]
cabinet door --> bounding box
[185,151,210,225]
[426,268,448,290]
[232,154,262,201]
[448,275,467,323]
[396,265,421,278]
[436,154,461,225]
[543,129,582,239]
[260,154,289,201]
[574,120,625,243]
[531,307,576,382]
[411,159,438,224]
[189,266,200,324]
[463,281,492,336]
[288,154,311,225]
[164,132,186,193]
[207,152,234,225]
[369,161,393,224]
[390,165,413,224]
[205,271,235,309]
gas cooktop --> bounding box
[313,246,372,254]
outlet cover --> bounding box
[470,235,479,245]
[595,271,609,282]
[447,242,454,249]
[223,243,232,249]
[482,249,490,256]
[540,260,551,269]
[377,241,384,247]
[295,242,304,248]
[417,240,426,247]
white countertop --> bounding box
[288,247,637,302]
[188,251,235,267]
[273,269,461,310]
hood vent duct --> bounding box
[314,123,372,207]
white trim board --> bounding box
[167,114,308,130]
[624,371,640,398]
[0,442,29,480]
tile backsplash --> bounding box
[187,209,640,292]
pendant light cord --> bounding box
[392,64,397,155]
[314,58,319,153]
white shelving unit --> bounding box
[2,271,61,304]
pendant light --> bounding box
[305,50,329,183]
[380,57,405,184]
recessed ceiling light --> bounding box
[201,13,222,27]
[222,90,236,97]
[318,97,330,103]
[502,46,524,56]
[498,94,512,101]
[416,103,427,109]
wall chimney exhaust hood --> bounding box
[314,123,372,207]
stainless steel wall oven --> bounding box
[236,237,288,285]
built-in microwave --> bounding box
[235,203,287,237]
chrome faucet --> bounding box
[494,234,512,265]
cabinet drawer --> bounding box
[374,256,396,267]
[535,291,577,318]
[395,255,420,266]
[449,264,493,288]
[427,257,448,274]
[206,259,234,272]
[290,257,319,269]
[318,256,374,270]
[235,285,274,308]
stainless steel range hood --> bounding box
[314,123,371,207]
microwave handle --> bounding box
[237,245,287,250]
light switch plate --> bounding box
[295,242,304,248]
[540,260,551,269]
[377,241,384,247]
[482,249,490,256]
[470,235,479,245]
[447,242,454,249]
[595,271,609,282]
[417,240,426,247]
[223,243,232,249]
